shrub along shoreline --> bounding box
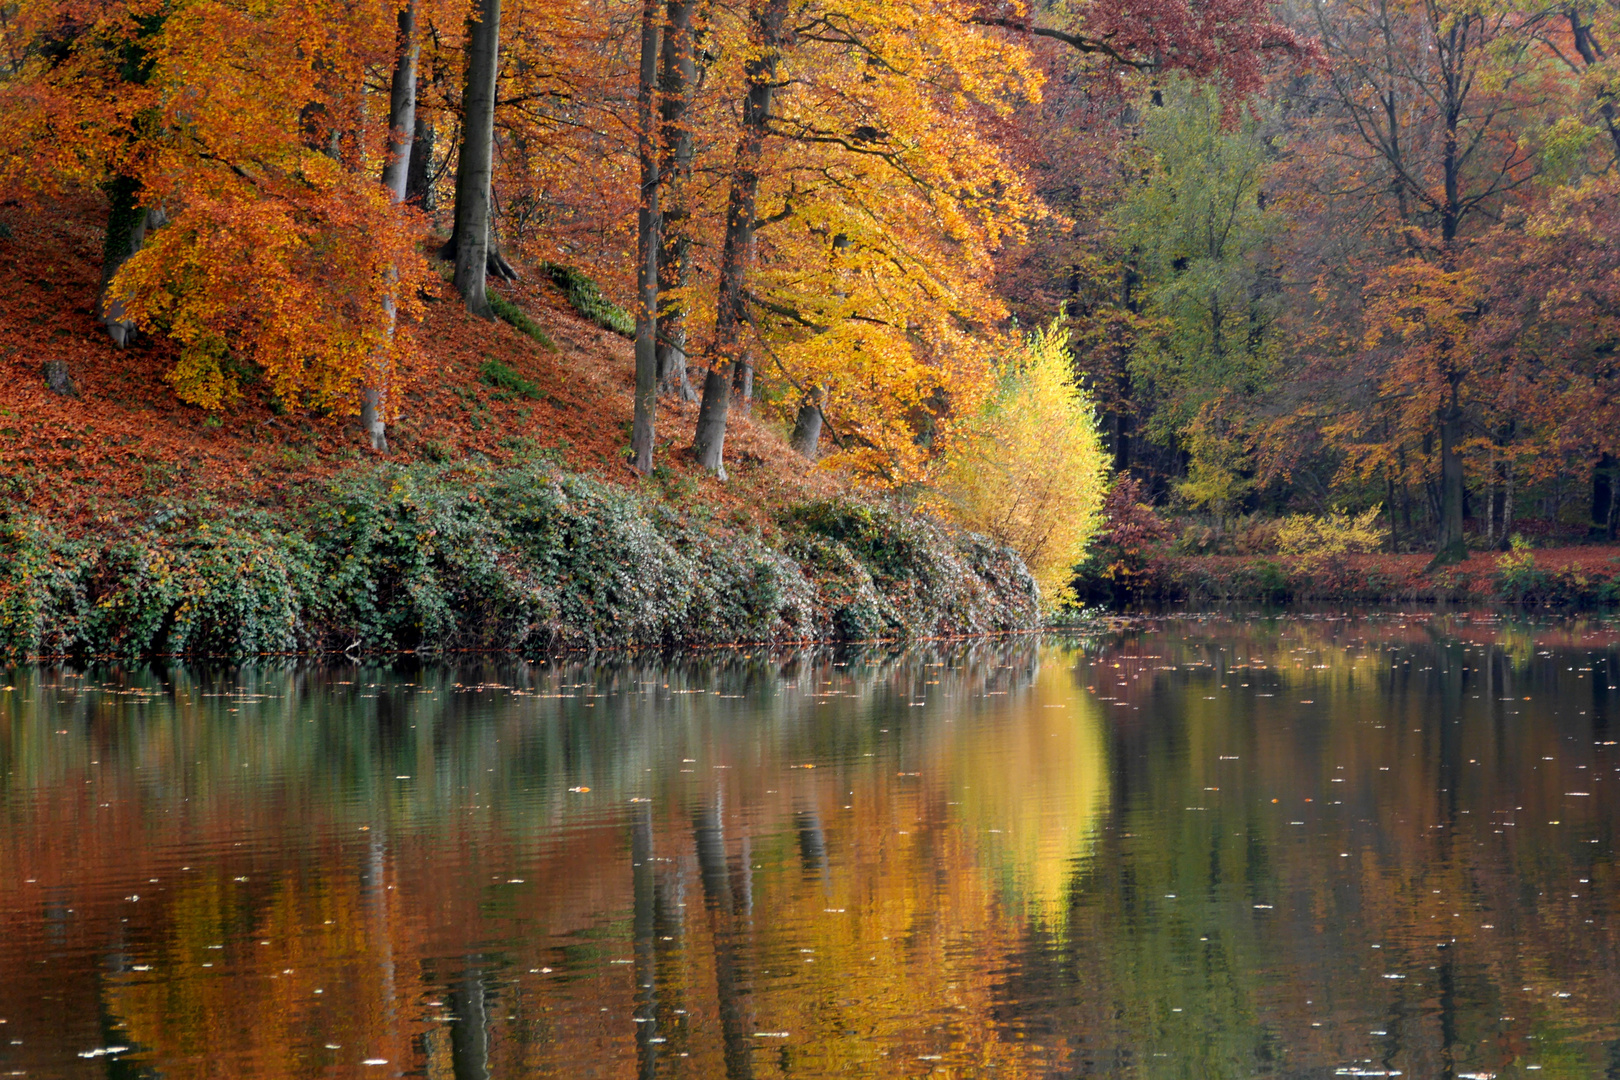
[0,462,1041,662]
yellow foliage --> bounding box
[165,334,240,409]
[1174,404,1255,522]
[1275,506,1385,557]
[928,324,1109,609]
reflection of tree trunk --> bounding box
[796,805,827,873]
[450,964,490,1080]
[633,802,660,1080]
[364,836,399,1040]
[694,795,754,1080]
[98,945,158,1079]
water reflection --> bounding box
[0,613,1618,1078]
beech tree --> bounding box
[451,0,503,318]
[1,0,432,416]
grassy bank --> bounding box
[0,462,1039,661]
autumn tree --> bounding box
[930,324,1109,608]
[0,0,434,425]
[1268,0,1558,559]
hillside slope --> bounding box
[0,195,835,530]
[0,197,1043,660]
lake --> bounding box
[3,612,1619,1079]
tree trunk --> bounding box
[731,349,753,411]
[1430,387,1468,567]
[1501,458,1514,549]
[452,0,502,320]
[692,0,789,476]
[381,2,418,204]
[405,104,435,209]
[790,399,822,459]
[1594,454,1616,539]
[99,175,160,348]
[364,0,419,455]
[1385,470,1399,552]
[656,0,698,401]
[630,0,661,475]
[1484,449,1495,549]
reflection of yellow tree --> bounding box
[105,866,424,1076]
[942,658,1108,926]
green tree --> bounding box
[1115,80,1280,518]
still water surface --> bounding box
[4,613,1620,1079]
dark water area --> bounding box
[4,612,1620,1079]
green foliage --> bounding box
[540,262,634,337]
[478,358,541,399]
[784,496,1041,637]
[488,292,557,350]
[0,511,310,658]
[0,468,1042,660]
[1493,534,1547,601]
[928,324,1109,609]
[1115,79,1279,501]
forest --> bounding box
[3,0,1620,649]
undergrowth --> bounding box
[478,358,541,399]
[540,262,634,337]
[0,465,1039,660]
[488,292,556,351]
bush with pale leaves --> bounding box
[929,325,1109,609]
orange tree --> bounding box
[0,0,439,425]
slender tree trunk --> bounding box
[1385,469,1399,552]
[1594,454,1616,539]
[1484,448,1495,548]
[1431,384,1468,566]
[363,0,419,454]
[452,0,502,319]
[630,0,661,474]
[1501,458,1514,549]
[656,0,698,401]
[692,0,789,477]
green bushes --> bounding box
[540,263,634,337]
[488,292,556,351]
[478,358,542,399]
[0,513,312,659]
[0,469,1039,660]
